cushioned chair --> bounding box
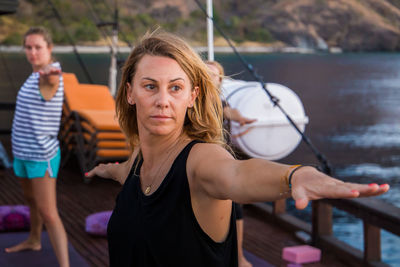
[60,73,130,180]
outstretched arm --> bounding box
[85,151,136,185]
[188,143,389,209]
[223,106,257,126]
[39,64,61,101]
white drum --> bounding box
[221,79,309,160]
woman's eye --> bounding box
[145,84,156,90]
[171,85,182,91]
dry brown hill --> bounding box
[257,0,400,51]
[1,0,400,51]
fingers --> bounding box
[292,187,310,210]
[49,68,61,75]
[310,181,389,201]
[336,182,389,198]
[246,118,257,124]
[379,183,390,192]
[85,168,96,178]
[84,163,116,180]
[85,164,105,178]
[240,118,257,126]
[295,198,309,210]
[356,183,390,197]
[39,67,61,76]
[292,174,390,208]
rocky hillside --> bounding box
[1,0,400,51]
[256,0,400,51]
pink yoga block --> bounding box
[282,245,321,264]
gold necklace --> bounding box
[142,138,184,195]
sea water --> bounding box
[1,51,399,265]
[217,52,400,265]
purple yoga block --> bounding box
[85,210,112,236]
[0,205,30,231]
[282,245,321,264]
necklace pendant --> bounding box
[145,186,151,195]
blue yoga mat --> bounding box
[0,232,272,267]
[244,250,275,267]
[0,231,89,267]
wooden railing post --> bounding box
[363,222,381,262]
[312,200,333,245]
[273,199,286,214]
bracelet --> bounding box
[288,165,319,188]
[280,165,301,196]
[284,165,301,187]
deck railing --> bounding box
[246,197,400,267]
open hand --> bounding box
[39,64,61,76]
[237,116,257,126]
[291,166,390,210]
[224,107,257,126]
[85,162,118,180]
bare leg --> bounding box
[237,219,252,267]
[5,179,43,252]
[32,172,70,267]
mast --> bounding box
[207,0,214,61]
[109,1,118,96]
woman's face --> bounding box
[24,34,52,71]
[127,55,198,137]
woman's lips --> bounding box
[151,115,171,121]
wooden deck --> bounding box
[0,137,350,267]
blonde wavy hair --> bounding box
[115,30,225,150]
[205,60,225,84]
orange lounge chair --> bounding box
[60,73,130,180]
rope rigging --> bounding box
[1,0,331,173]
[193,0,332,174]
[94,0,133,49]
[82,0,115,50]
[82,0,129,69]
[47,0,94,84]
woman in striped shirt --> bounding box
[6,27,69,267]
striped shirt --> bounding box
[11,62,64,161]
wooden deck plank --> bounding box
[243,205,350,266]
[0,137,351,267]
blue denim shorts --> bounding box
[13,149,61,179]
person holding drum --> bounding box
[205,60,256,127]
[206,60,255,267]
[86,30,389,267]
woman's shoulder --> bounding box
[189,142,232,160]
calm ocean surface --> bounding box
[1,51,399,265]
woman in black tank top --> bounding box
[87,31,390,267]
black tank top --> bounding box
[107,140,238,267]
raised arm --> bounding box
[39,65,61,101]
[188,143,389,209]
